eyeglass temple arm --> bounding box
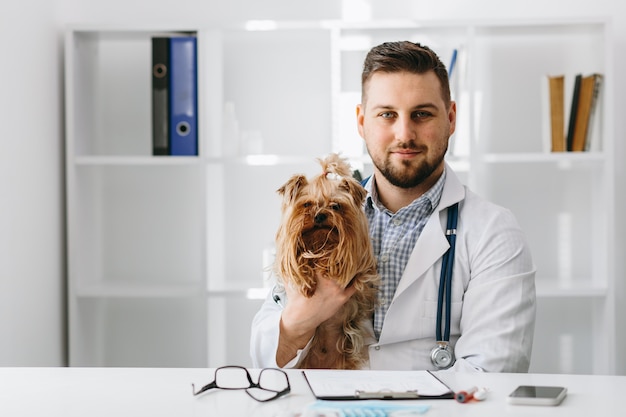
[191,382,214,396]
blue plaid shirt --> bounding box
[364,170,446,339]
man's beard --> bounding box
[374,144,446,189]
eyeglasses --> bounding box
[191,366,291,402]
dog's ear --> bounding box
[340,178,367,206]
[277,175,308,205]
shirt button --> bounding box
[380,254,389,262]
[393,218,402,226]
[374,346,381,351]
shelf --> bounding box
[211,282,607,300]
[482,152,606,164]
[74,155,202,166]
[535,279,607,298]
[74,281,203,298]
[207,154,323,166]
[211,282,608,299]
[207,286,270,300]
[73,154,337,168]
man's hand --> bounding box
[276,274,356,367]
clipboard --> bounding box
[302,369,455,400]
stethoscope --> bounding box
[430,202,459,370]
[270,202,460,370]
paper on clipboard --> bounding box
[302,370,454,400]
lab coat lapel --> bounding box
[393,212,448,299]
[392,165,465,300]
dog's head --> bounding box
[275,154,371,297]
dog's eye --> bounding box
[303,202,312,208]
[330,203,341,211]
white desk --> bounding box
[0,367,623,416]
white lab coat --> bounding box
[250,166,536,372]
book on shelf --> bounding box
[150,34,198,157]
[565,74,582,151]
[584,74,603,152]
[552,73,603,153]
[571,73,603,152]
[151,37,170,156]
[542,74,565,152]
[169,36,198,156]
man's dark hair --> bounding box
[361,41,451,108]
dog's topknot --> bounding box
[318,153,352,179]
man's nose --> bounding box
[394,114,417,141]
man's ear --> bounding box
[356,103,365,140]
[448,101,457,136]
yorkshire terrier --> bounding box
[274,153,379,369]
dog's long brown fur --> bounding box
[274,154,379,369]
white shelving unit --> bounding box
[65,18,615,374]
[65,24,333,368]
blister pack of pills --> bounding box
[302,400,430,417]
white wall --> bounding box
[0,0,65,366]
[1,0,624,372]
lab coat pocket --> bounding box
[423,300,462,336]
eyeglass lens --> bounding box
[246,368,290,402]
[214,366,254,389]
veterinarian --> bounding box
[250,41,536,372]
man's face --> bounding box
[356,70,456,189]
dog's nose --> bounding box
[314,213,327,224]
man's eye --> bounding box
[413,111,432,119]
[380,112,394,119]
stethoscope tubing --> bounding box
[436,203,459,343]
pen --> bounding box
[455,386,487,403]
[448,48,458,77]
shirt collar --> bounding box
[365,168,447,215]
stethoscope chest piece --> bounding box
[430,341,454,370]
